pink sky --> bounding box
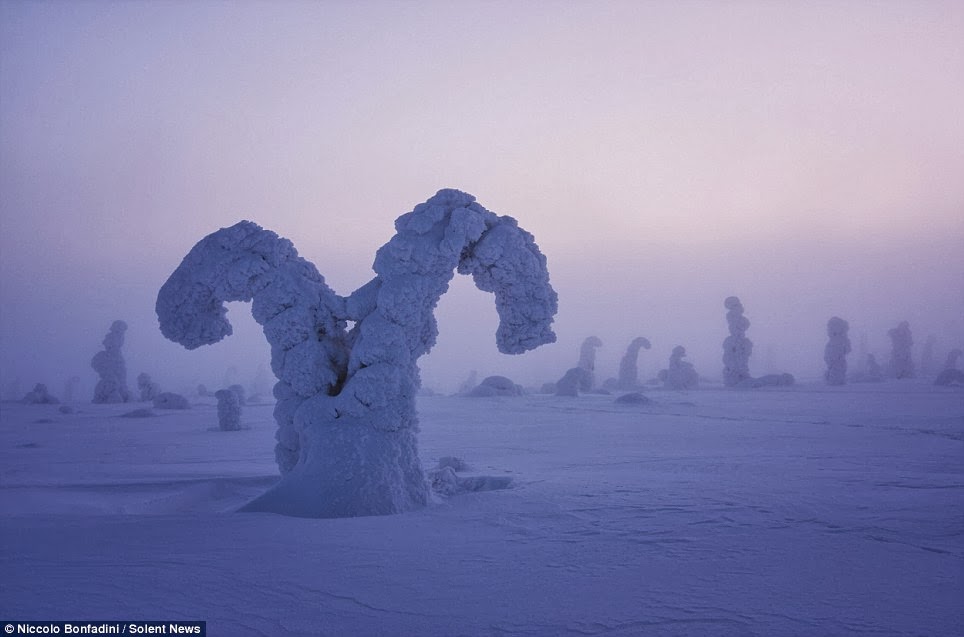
[2,0,962,392]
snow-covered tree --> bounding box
[663,345,699,390]
[919,336,938,378]
[576,336,603,391]
[467,375,523,397]
[153,392,189,410]
[215,388,242,431]
[824,316,851,386]
[156,189,557,518]
[555,367,590,397]
[22,383,59,404]
[887,321,915,379]
[722,296,752,387]
[934,348,964,386]
[91,320,131,403]
[616,337,651,390]
[137,373,161,401]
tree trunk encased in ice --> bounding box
[156,189,558,518]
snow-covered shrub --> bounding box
[748,373,795,388]
[91,320,131,403]
[722,296,752,387]
[824,316,851,386]
[22,383,59,404]
[152,392,189,410]
[663,345,699,390]
[467,375,523,397]
[615,391,650,405]
[887,321,915,379]
[215,388,242,431]
[137,373,160,401]
[156,188,557,518]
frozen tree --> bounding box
[156,188,557,518]
[215,388,242,431]
[861,354,884,382]
[887,321,915,379]
[663,346,699,390]
[823,316,851,386]
[934,348,964,386]
[615,337,651,390]
[22,383,59,404]
[91,320,131,403]
[137,373,161,401]
[250,364,271,400]
[197,384,210,397]
[722,296,752,387]
[576,336,603,391]
[228,383,246,405]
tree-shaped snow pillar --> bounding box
[824,316,851,386]
[617,337,651,390]
[91,320,131,403]
[722,296,752,387]
[156,189,557,518]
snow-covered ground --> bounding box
[1,381,961,636]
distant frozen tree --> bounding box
[616,337,651,390]
[887,321,915,379]
[934,348,964,386]
[228,383,246,405]
[663,345,699,390]
[215,388,242,431]
[137,373,161,401]
[576,336,603,391]
[22,383,59,404]
[722,296,752,387]
[864,354,884,382]
[91,320,131,403]
[823,317,851,386]
[156,189,557,518]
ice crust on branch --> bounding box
[156,189,557,518]
[91,320,131,403]
[887,321,915,379]
[824,317,851,386]
[722,297,752,387]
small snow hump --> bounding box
[156,189,557,518]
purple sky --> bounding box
[2,0,962,395]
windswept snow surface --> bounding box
[1,382,962,636]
